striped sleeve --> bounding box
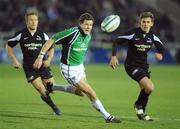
[153,34,164,54]
[112,30,134,56]
[52,26,79,45]
[7,32,22,47]
[43,33,49,41]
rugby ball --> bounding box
[101,15,120,32]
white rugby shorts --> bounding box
[60,63,86,84]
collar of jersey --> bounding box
[78,26,87,37]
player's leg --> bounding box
[138,77,154,111]
[134,77,154,121]
[31,77,61,115]
[46,82,85,96]
[74,78,121,123]
[135,76,154,112]
[41,77,61,115]
[39,67,61,115]
[125,66,153,121]
[31,77,47,96]
[59,63,120,123]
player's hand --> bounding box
[33,57,43,69]
[43,60,51,68]
[109,56,119,69]
[155,53,163,61]
[12,60,22,69]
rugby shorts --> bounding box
[23,65,53,83]
[60,63,86,85]
[125,65,150,82]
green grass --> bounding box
[0,64,180,129]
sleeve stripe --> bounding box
[153,34,163,45]
[55,29,78,43]
[117,34,135,40]
[8,33,22,42]
[43,33,49,41]
[69,31,79,44]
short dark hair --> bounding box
[79,13,94,24]
[139,12,154,22]
[25,8,38,21]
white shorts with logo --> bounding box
[60,63,86,85]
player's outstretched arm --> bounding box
[43,47,54,67]
[6,44,22,69]
[109,56,119,69]
[33,39,54,69]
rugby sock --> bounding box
[53,84,76,94]
[41,95,56,108]
[142,97,149,112]
[136,89,150,111]
[91,99,110,119]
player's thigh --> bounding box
[31,77,46,91]
[23,66,39,83]
[60,63,86,85]
[40,67,54,85]
[39,67,53,80]
[125,66,150,82]
[139,77,154,92]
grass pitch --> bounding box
[0,64,180,129]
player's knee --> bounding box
[145,84,154,93]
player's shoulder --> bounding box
[9,28,27,39]
[60,26,79,35]
[124,27,138,35]
[134,27,144,34]
[13,28,26,35]
[67,26,79,32]
[149,29,161,38]
[36,28,47,34]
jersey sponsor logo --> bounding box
[24,43,42,50]
[134,44,151,51]
[81,44,86,48]
[73,48,87,51]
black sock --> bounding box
[135,89,150,112]
[41,95,56,109]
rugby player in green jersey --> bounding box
[33,13,120,123]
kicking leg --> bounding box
[46,82,85,96]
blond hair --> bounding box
[25,8,38,21]
[139,12,154,22]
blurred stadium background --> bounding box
[0,0,180,64]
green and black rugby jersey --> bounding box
[52,26,91,65]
